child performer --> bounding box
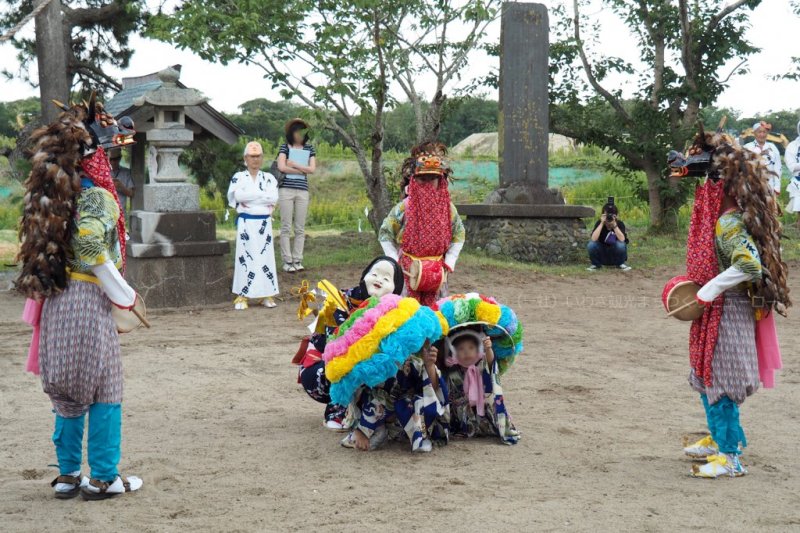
[17,97,143,499]
[294,257,404,429]
[443,328,519,444]
[668,127,790,478]
[323,294,449,453]
[379,142,465,306]
[340,340,449,453]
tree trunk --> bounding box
[644,165,679,232]
[351,145,391,232]
[646,166,664,228]
[35,0,69,124]
[364,11,393,231]
[419,90,445,144]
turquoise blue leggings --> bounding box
[52,403,121,481]
[700,394,746,455]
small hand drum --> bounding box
[408,259,446,292]
[662,275,704,321]
[112,294,148,333]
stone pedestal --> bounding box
[143,183,200,212]
[126,211,230,308]
[458,204,595,263]
[125,254,230,308]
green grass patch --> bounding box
[0,228,18,271]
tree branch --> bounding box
[68,58,121,91]
[718,58,748,84]
[572,0,632,124]
[62,0,126,27]
[708,0,752,33]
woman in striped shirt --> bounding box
[276,118,316,272]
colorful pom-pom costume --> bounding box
[294,257,405,427]
[437,294,523,444]
[323,294,451,451]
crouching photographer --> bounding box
[587,199,631,271]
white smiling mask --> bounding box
[364,260,396,298]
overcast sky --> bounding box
[1,0,799,119]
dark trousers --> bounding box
[588,240,627,267]
[298,361,346,422]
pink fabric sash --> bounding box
[22,298,43,375]
[755,311,782,388]
[445,356,485,416]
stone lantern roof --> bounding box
[105,64,243,144]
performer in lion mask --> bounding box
[667,124,790,478]
[17,94,143,499]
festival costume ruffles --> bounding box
[323,294,450,451]
[18,97,142,498]
[294,257,405,427]
[437,294,523,444]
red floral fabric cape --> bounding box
[686,179,725,387]
[399,176,452,306]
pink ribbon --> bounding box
[22,298,43,375]
[755,311,782,388]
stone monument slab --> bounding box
[455,2,594,263]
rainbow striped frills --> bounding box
[435,293,524,374]
[323,294,449,406]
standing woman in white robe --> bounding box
[785,120,800,228]
[227,141,280,310]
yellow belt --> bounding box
[401,251,444,262]
[68,271,100,285]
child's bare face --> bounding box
[454,340,480,366]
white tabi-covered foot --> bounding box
[81,475,143,500]
[51,471,88,499]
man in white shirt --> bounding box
[743,121,782,195]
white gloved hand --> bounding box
[91,260,136,309]
[696,266,752,304]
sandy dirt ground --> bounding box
[1,263,800,532]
